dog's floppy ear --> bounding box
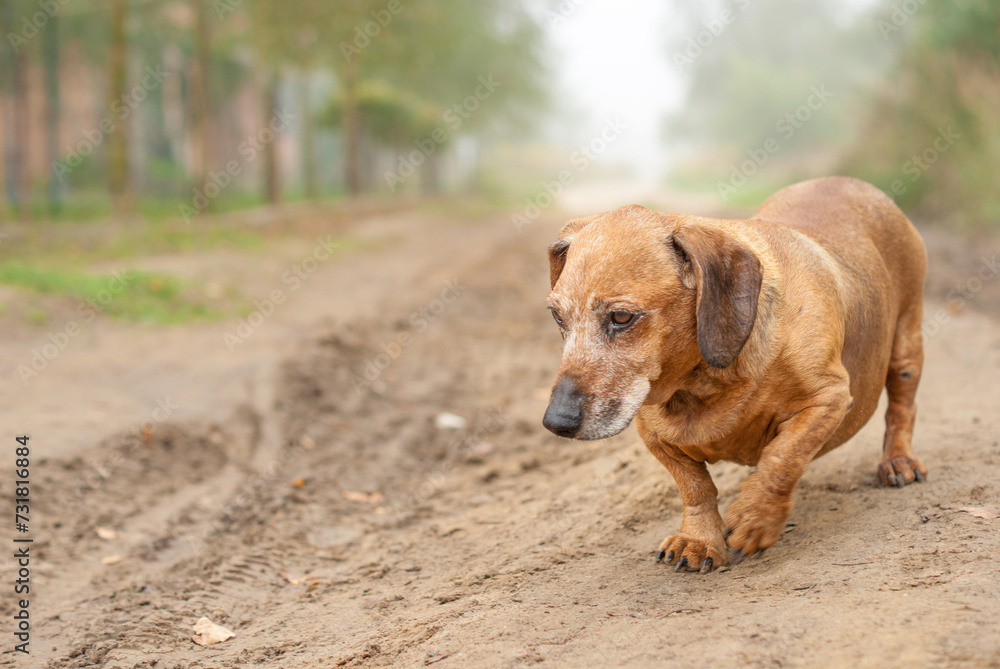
[671,224,763,368]
[548,215,599,289]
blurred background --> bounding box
[5,3,1000,663]
[0,0,997,226]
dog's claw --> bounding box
[729,549,747,565]
[675,557,688,572]
[665,551,675,564]
[878,455,928,488]
[656,549,666,562]
[700,557,714,574]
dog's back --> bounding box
[751,176,927,454]
[753,176,926,308]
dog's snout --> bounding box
[543,377,585,438]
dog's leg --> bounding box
[637,418,727,573]
[878,304,928,487]
[724,379,852,557]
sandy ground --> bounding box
[1,196,999,668]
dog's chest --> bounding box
[642,396,782,466]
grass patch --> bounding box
[3,222,266,267]
[18,187,349,225]
[0,263,223,325]
[102,224,265,258]
[23,306,49,325]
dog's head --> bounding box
[543,205,763,440]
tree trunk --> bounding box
[263,73,280,204]
[161,44,185,187]
[298,75,318,198]
[44,13,61,215]
[0,0,10,219]
[422,152,441,194]
[107,0,131,216]
[342,61,363,196]
[12,51,28,220]
[191,0,213,210]
[1,0,29,219]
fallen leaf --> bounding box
[101,555,123,565]
[299,435,316,450]
[96,527,118,540]
[192,617,235,646]
[956,506,999,520]
[434,412,467,430]
[278,571,319,585]
[342,490,384,504]
[291,478,306,488]
[425,651,450,665]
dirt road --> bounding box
[2,200,999,668]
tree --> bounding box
[298,74,319,198]
[241,0,321,201]
[840,0,1000,223]
[262,72,280,203]
[316,0,549,195]
[107,0,131,215]
[43,12,61,214]
[190,0,213,210]
[243,0,549,196]
[666,0,892,155]
[1,0,30,219]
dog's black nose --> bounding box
[543,377,585,438]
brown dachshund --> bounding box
[543,176,926,572]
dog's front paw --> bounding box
[877,455,927,487]
[723,480,792,557]
[656,533,727,573]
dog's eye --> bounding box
[609,310,634,327]
[549,308,565,327]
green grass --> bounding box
[13,187,351,226]
[0,263,222,324]
[0,191,399,326]
[2,222,267,267]
[101,224,265,258]
[23,306,49,325]
[1,192,372,267]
